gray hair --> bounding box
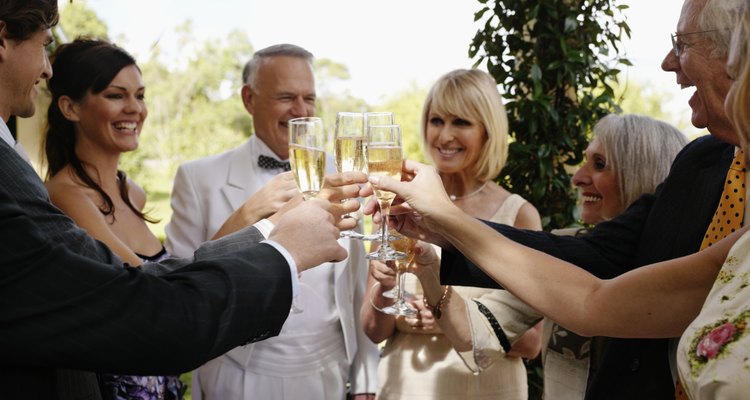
[242,44,314,88]
[594,114,688,209]
[698,0,743,57]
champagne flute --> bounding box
[289,117,326,200]
[288,116,327,313]
[364,111,394,130]
[365,124,405,260]
[354,112,396,241]
[381,228,415,299]
[380,235,417,316]
[334,112,366,239]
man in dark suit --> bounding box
[366,0,738,398]
[0,1,361,399]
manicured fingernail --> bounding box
[369,176,380,185]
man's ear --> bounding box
[57,96,81,122]
[241,84,255,115]
[0,21,9,62]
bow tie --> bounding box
[258,154,291,171]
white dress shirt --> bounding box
[0,119,30,163]
[0,119,13,147]
[166,133,378,399]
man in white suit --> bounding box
[165,44,378,400]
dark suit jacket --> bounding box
[0,140,293,399]
[441,135,734,399]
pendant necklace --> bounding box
[449,181,488,201]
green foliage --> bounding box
[315,58,369,151]
[380,82,430,163]
[470,0,631,229]
[118,26,254,234]
[58,1,109,41]
[614,78,700,137]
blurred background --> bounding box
[19,0,696,239]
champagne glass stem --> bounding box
[394,269,405,307]
[365,197,404,260]
[379,198,391,244]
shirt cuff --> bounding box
[254,219,299,298]
[254,218,274,239]
[261,239,300,297]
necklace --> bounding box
[449,181,488,201]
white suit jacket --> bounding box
[165,136,378,395]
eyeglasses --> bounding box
[670,30,717,57]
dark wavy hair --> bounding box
[0,0,58,41]
[45,38,154,223]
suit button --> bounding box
[630,358,640,372]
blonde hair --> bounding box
[421,69,508,181]
[593,114,688,209]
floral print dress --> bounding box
[677,231,750,399]
[99,248,186,400]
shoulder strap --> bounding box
[489,193,527,225]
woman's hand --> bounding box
[370,259,397,292]
[368,160,454,224]
[403,295,443,334]
[361,161,455,247]
[409,241,440,279]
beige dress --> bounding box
[377,194,532,400]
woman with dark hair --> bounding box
[44,38,184,399]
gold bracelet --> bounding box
[423,285,452,319]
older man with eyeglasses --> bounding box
[436,0,742,398]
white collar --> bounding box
[0,119,14,148]
[250,134,288,162]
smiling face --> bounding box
[425,108,486,176]
[572,138,624,224]
[661,0,736,145]
[68,65,147,155]
[0,28,53,120]
[242,55,316,159]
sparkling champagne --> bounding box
[335,136,366,173]
[390,235,416,272]
[367,145,402,201]
[367,143,401,200]
[289,144,326,199]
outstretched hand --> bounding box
[319,171,368,231]
[369,259,397,291]
[269,171,366,231]
[408,241,440,279]
[211,172,298,240]
[361,160,455,247]
[269,198,348,272]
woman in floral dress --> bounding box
[44,38,184,400]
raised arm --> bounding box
[211,172,298,240]
[0,198,292,374]
[369,160,738,338]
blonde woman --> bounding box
[389,113,687,399]
[362,69,542,400]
